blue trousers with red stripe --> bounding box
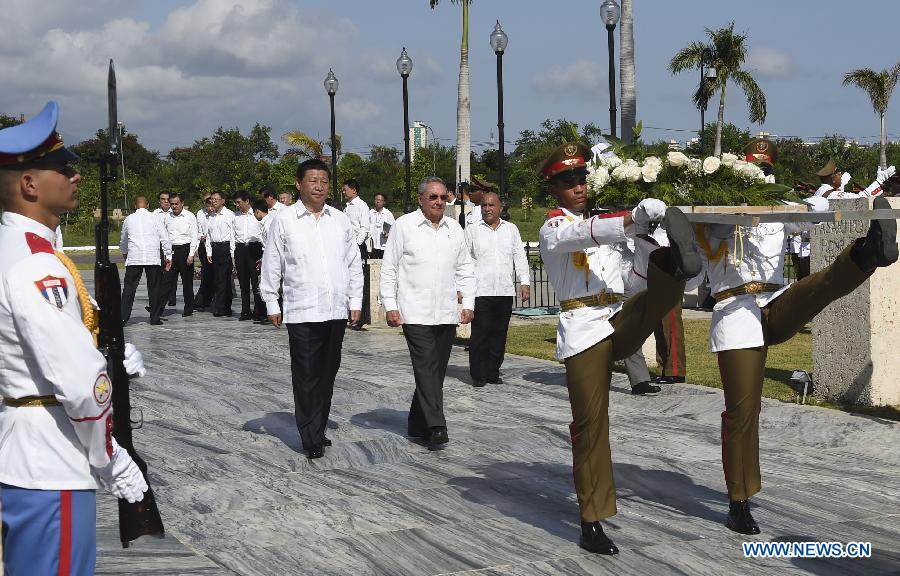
[1,483,96,576]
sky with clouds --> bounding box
[2,0,898,157]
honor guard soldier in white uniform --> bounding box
[0,102,148,575]
[696,148,899,535]
[539,142,702,555]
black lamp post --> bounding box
[600,0,620,138]
[324,68,339,206]
[699,49,716,153]
[397,47,413,213]
[490,20,509,220]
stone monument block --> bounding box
[811,196,900,406]
[366,259,389,328]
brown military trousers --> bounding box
[564,249,684,522]
[717,244,870,501]
[655,300,686,378]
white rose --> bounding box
[732,159,748,172]
[739,163,760,179]
[702,156,721,174]
[720,153,738,167]
[643,156,663,171]
[667,151,689,167]
[626,164,642,182]
[611,164,629,181]
[587,166,610,190]
[641,163,660,183]
[600,155,622,169]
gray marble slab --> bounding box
[80,276,900,575]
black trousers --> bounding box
[369,248,384,259]
[235,242,264,317]
[160,244,194,315]
[402,324,456,434]
[121,264,161,323]
[468,296,514,382]
[195,242,215,309]
[287,320,347,449]
[211,242,233,315]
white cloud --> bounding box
[746,47,792,78]
[336,98,383,123]
[530,60,604,95]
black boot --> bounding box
[579,520,619,555]
[850,196,898,272]
[725,499,760,535]
[662,207,702,280]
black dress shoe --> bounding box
[149,319,163,326]
[653,375,685,384]
[631,381,661,395]
[472,379,486,388]
[182,311,193,317]
[427,427,449,450]
[323,437,332,447]
[851,196,898,271]
[306,446,324,460]
[579,520,619,555]
[725,499,760,535]
[487,377,503,385]
[239,314,252,321]
[662,207,702,280]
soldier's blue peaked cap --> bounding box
[0,101,79,168]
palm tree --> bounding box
[843,62,900,169]
[619,0,636,144]
[281,130,341,160]
[430,0,471,188]
[669,22,766,156]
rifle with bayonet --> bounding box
[94,58,165,548]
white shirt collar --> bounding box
[295,202,334,218]
[415,208,448,228]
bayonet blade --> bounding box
[108,59,118,155]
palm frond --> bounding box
[668,41,709,74]
[843,65,900,113]
[732,69,767,124]
[281,131,322,158]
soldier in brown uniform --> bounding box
[539,142,702,554]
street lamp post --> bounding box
[699,50,716,153]
[397,48,414,213]
[324,68,339,207]
[490,20,509,220]
[600,0,620,138]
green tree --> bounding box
[685,122,750,157]
[669,22,767,156]
[70,129,161,178]
[430,0,472,187]
[1,114,22,129]
[843,62,900,169]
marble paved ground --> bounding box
[89,278,900,575]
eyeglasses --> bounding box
[425,194,450,202]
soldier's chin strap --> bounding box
[55,250,99,344]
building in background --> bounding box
[410,121,429,163]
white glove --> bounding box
[803,196,830,212]
[123,343,146,378]
[840,172,851,191]
[631,198,667,233]
[97,440,148,503]
[877,165,896,184]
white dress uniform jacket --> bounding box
[380,209,476,325]
[0,213,113,489]
[369,207,396,251]
[165,210,199,258]
[698,221,817,352]
[120,207,172,266]
[344,196,371,247]
[465,219,530,297]
[539,207,630,360]
[260,204,363,323]
[204,207,236,258]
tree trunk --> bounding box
[455,1,471,188]
[880,112,887,170]
[619,0,636,144]
[714,82,726,157]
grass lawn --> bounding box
[501,318,900,420]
